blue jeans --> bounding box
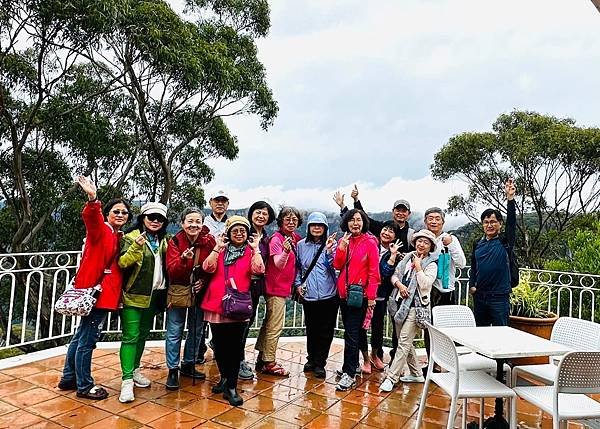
[473,293,510,327]
[165,306,206,369]
[61,308,108,393]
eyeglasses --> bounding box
[146,213,166,223]
[111,210,129,216]
[283,217,298,224]
[230,228,247,235]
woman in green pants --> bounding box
[118,202,169,403]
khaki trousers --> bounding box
[255,296,286,362]
[387,308,421,383]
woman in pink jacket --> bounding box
[255,207,303,376]
[333,209,380,391]
[201,216,264,406]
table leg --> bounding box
[482,358,509,429]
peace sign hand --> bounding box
[326,232,337,251]
[77,176,97,200]
[181,247,194,259]
[338,232,351,251]
[215,234,228,251]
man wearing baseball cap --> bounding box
[204,190,229,236]
[334,185,414,255]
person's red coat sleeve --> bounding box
[366,240,381,300]
[166,237,191,280]
[81,200,105,243]
[333,238,347,270]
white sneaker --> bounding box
[400,374,425,383]
[336,373,356,391]
[119,379,135,403]
[133,368,151,388]
[380,377,395,392]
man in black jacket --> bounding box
[334,185,414,254]
[469,179,517,326]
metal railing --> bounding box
[1,251,599,351]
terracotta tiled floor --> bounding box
[0,341,589,428]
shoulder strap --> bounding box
[299,240,326,284]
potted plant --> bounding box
[509,271,558,364]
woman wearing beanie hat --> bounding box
[238,201,276,380]
[255,206,303,377]
[294,212,338,379]
[201,215,265,406]
[380,229,438,392]
[117,201,170,403]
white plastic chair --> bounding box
[512,317,600,386]
[416,323,516,429]
[513,351,600,429]
[432,305,511,382]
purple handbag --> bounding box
[221,257,253,320]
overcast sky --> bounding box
[198,0,600,216]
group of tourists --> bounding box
[58,175,518,407]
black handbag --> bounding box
[345,250,364,308]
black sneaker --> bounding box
[314,366,327,379]
[303,362,316,373]
[212,378,227,394]
[180,362,206,380]
[57,378,77,391]
[223,387,243,406]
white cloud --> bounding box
[205,174,468,213]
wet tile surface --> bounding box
[0,341,583,428]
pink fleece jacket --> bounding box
[333,233,380,301]
[265,230,302,297]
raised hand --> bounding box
[326,232,337,251]
[282,236,292,253]
[413,254,423,270]
[350,184,359,202]
[441,233,452,246]
[338,232,351,251]
[333,190,345,209]
[134,231,147,246]
[181,247,194,259]
[215,234,228,251]
[77,176,97,200]
[505,178,516,201]
[248,233,260,251]
[389,239,402,255]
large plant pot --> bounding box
[508,313,559,365]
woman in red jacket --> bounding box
[201,216,264,406]
[165,207,216,390]
[58,176,131,400]
[333,209,380,392]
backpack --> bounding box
[472,236,520,288]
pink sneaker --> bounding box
[361,361,372,375]
[370,354,385,371]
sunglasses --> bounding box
[111,210,129,216]
[146,213,166,223]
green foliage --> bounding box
[0,0,277,252]
[510,272,552,318]
[431,110,600,267]
[544,219,600,275]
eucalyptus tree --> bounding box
[431,110,600,266]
